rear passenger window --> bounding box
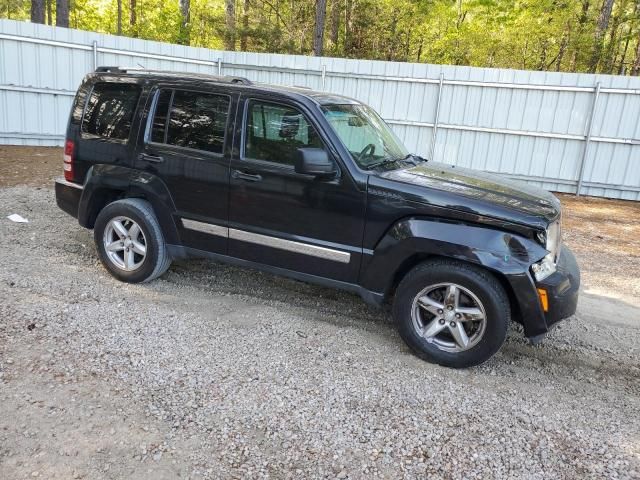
[244,101,322,166]
[165,91,230,154]
[82,83,141,141]
[151,89,172,143]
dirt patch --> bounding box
[0,146,62,188]
[558,193,640,300]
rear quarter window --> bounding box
[81,82,141,141]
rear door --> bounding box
[136,86,239,254]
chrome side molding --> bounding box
[181,218,228,238]
[180,218,351,264]
[229,228,351,264]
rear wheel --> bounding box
[94,198,171,283]
[393,260,510,368]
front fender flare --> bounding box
[360,217,550,337]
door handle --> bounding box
[139,153,164,163]
[232,170,262,182]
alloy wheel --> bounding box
[102,216,147,271]
[411,282,487,353]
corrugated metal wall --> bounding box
[1,19,639,200]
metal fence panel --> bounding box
[1,19,639,199]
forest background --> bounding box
[2,0,640,75]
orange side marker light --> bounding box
[537,288,549,312]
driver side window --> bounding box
[244,100,323,167]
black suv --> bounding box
[55,67,580,368]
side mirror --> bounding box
[295,148,337,177]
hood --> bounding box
[377,161,561,225]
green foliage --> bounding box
[2,0,639,74]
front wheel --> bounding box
[94,198,172,283]
[393,260,510,368]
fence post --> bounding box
[429,73,444,161]
[217,58,222,76]
[576,82,601,196]
[92,40,98,70]
[321,64,327,90]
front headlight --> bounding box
[532,219,562,282]
[545,220,561,263]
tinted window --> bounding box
[165,91,229,154]
[151,89,173,143]
[82,83,141,141]
[244,101,323,166]
[71,85,91,124]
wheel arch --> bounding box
[387,253,523,326]
[78,165,181,245]
[360,217,547,335]
[80,187,126,229]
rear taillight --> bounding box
[63,139,74,181]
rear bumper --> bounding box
[55,177,83,219]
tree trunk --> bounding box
[116,0,122,35]
[313,0,327,56]
[46,0,52,24]
[556,23,570,71]
[456,0,466,29]
[589,0,615,72]
[55,0,69,27]
[345,0,353,56]
[329,0,340,49]
[31,0,45,24]
[617,27,631,74]
[129,0,137,37]
[538,41,548,70]
[404,30,411,62]
[240,0,249,51]
[570,0,591,70]
[632,32,640,75]
[630,1,640,74]
[224,0,236,51]
[179,0,190,45]
[386,11,398,61]
[602,0,627,73]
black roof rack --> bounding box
[94,66,252,85]
[94,66,127,73]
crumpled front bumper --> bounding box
[506,245,580,341]
[537,245,580,330]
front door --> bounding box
[227,97,366,283]
[136,87,238,254]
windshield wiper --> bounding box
[367,154,428,169]
[402,153,428,164]
[366,158,398,169]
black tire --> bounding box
[94,198,172,283]
[393,259,510,368]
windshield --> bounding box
[322,104,409,169]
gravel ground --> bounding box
[1,153,640,478]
